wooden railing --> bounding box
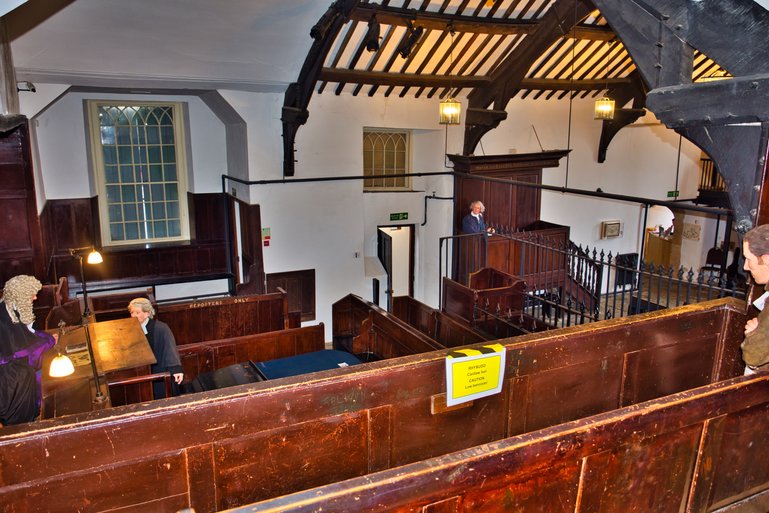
[0,298,748,512]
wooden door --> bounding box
[377,228,393,310]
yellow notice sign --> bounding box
[445,343,506,406]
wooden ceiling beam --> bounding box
[463,0,594,154]
[319,67,631,91]
[350,3,612,40]
[281,0,359,177]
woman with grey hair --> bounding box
[0,275,57,425]
[128,298,183,398]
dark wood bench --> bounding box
[157,291,294,345]
[44,289,296,346]
[107,324,326,405]
[178,324,326,383]
[391,295,489,347]
[0,298,749,512]
[442,274,546,337]
[332,293,443,358]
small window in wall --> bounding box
[87,101,190,246]
[363,128,411,191]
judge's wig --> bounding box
[128,297,155,318]
[2,275,42,326]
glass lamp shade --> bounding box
[594,96,616,120]
[86,249,103,264]
[50,353,75,377]
[439,97,461,125]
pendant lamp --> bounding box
[594,40,615,121]
[439,27,461,125]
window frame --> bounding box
[362,128,412,192]
[86,100,191,247]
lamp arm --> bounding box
[80,319,107,403]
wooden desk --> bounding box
[41,318,156,418]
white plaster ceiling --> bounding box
[8,0,329,92]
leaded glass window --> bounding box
[363,129,411,190]
[88,102,190,246]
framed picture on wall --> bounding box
[601,220,621,239]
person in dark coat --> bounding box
[462,200,495,235]
[127,298,183,398]
[0,275,57,425]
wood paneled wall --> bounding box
[40,193,230,292]
[0,117,44,287]
[266,268,315,321]
[449,151,569,234]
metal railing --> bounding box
[440,230,745,329]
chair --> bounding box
[700,247,726,280]
[107,373,173,407]
[44,298,84,329]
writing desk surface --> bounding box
[45,317,156,379]
[41,318,156,418]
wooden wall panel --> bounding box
[159,292,288,346]
[579,426,702,512]
[621,337,716,407]
[524,357,623,433]
[214,413,371,509]
[0,118,44,287]
[40,193,230,291]
[450,152,567,234]
[462,461,581,512]
[266,268,316,321]
[705,402,769,509]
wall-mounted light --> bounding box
[16,81,36,93]
[362,15,380,52]
[397,21,423,58]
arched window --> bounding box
[87,101,190,246]
[362,128,411,191]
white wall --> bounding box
[23,85,720,341]
[31,91,227,202]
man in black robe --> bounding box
[0,275,56,425]
[127,298,184,398]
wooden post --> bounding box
[0,18,19,115]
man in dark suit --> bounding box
[462,200,495,234]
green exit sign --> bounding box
[390,212,408,221]
[667,190,679,198]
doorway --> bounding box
[377,225,414,310]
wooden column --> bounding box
[0,18,19,115]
